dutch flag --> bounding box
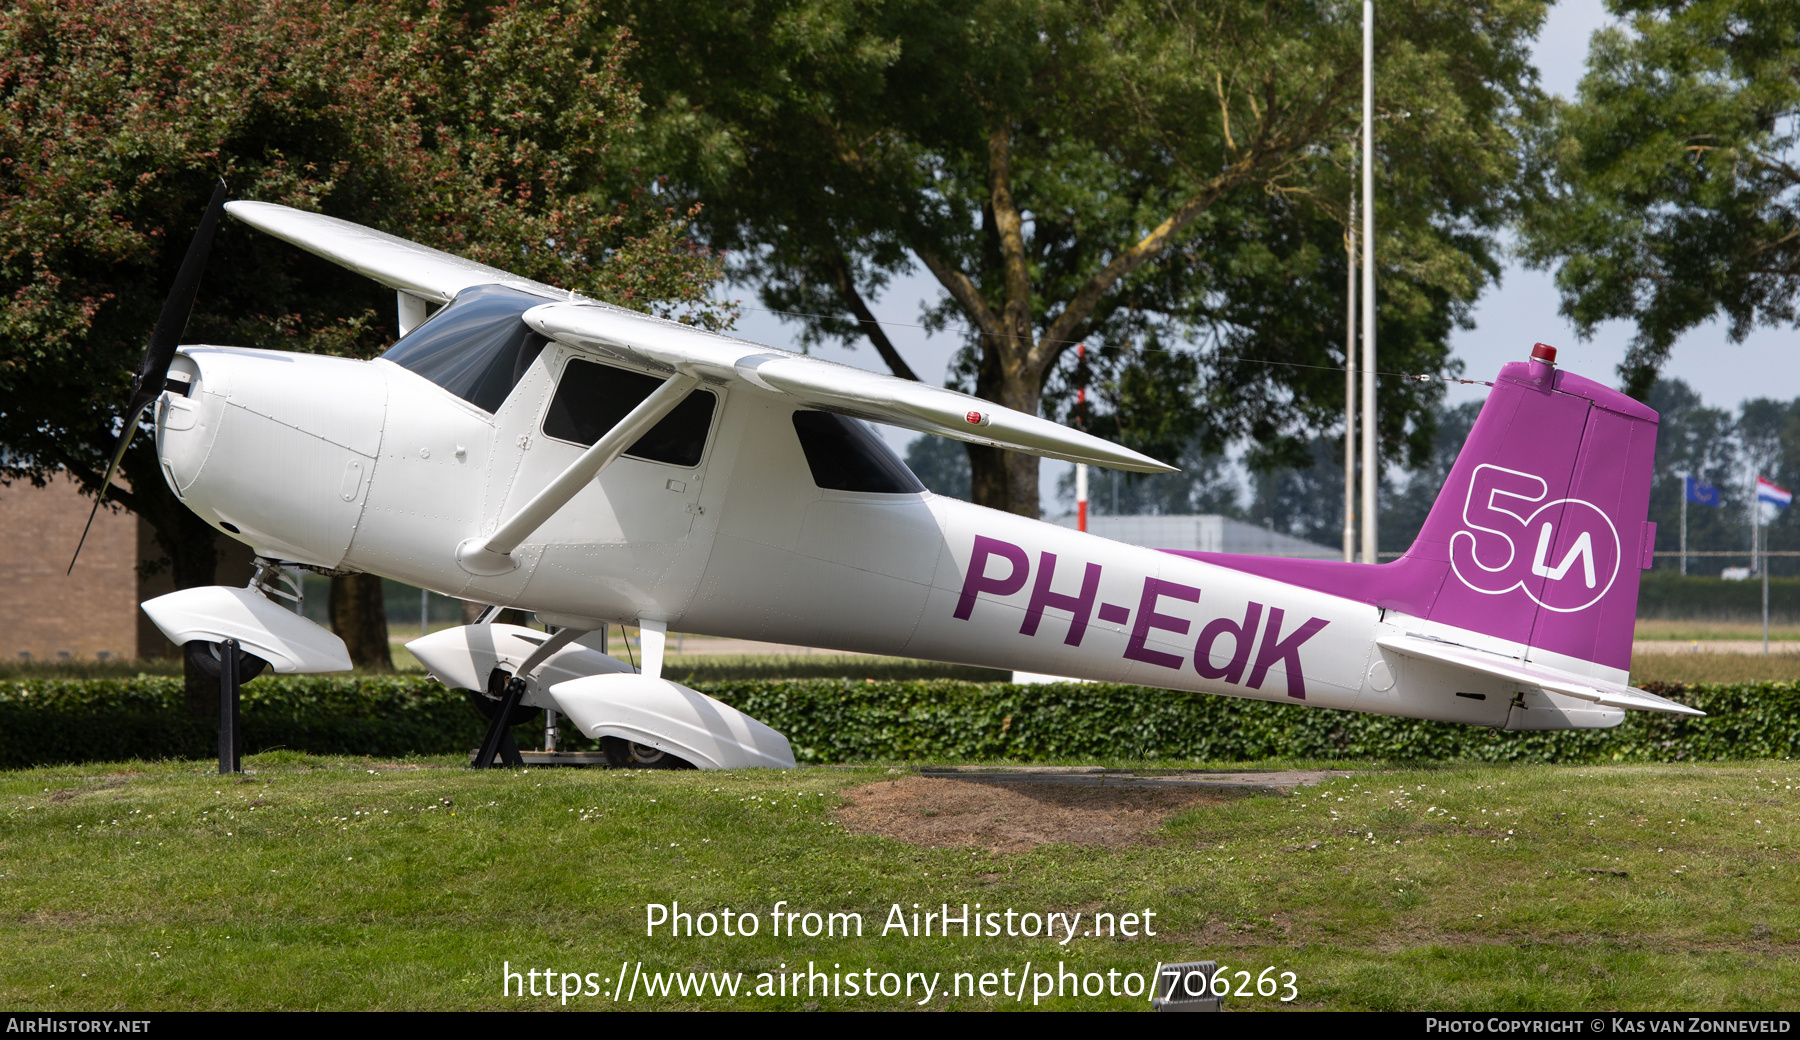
[1757,476,1792,510]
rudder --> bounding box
[1413,344,1657,673]
[1170,344,1657,677]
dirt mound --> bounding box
[834,775,1233,851]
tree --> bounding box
[622,0,1546,516]
[1735,393,1800,570]
[0,1,728,666]
[330,574,393,673]
[904,435,973,501]
[1647,378,1745,562]
[1519,0,1800,400]
[1377,400,1480,553]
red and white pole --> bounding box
[1076,343,1088,533]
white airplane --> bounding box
[95,188,1699,772]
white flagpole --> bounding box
[1762,508,1770,655]
[1759,478,1770,654]
[1344,194,1357,563]
[1076,342,1088,533]
[1076,463,1088,533]
[1750,465,1758,575]
[1359,0,1378,565]
[1680,475,1688,576]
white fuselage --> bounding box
[156,343,1585,729]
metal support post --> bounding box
[1763,520,1770,655]
[1750,466,1758,575]
[218,638,241,775]
[472,671,527,769]
[1680,482,1688,575]
[1359,0,1379,565]
[1344,193,1357,563]
[1076,342,1089,533]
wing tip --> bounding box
[1090,448,1178,475]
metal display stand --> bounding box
[218,638,242,775]
[471,672,527,769]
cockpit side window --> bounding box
[380,284,548,413]
[791,411,925,494]
[542,358,718,467]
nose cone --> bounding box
[155,352,223,499]
[156,347,388,569]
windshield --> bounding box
[380,284,548,412]
[791,411,925,494]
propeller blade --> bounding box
[130,178,229,421]
[69,178,228,574]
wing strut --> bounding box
[456,372,701,575]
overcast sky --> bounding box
[723,0,1793,508]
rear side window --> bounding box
[380,283,547,413]
[542,358,717,467]
[791,411,925,494]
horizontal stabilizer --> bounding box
[1376,634,1703,716]
[224,202,562,304]
[525,302,1176,473]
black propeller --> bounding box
[68,178,229,574]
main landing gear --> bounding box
[600,736,694,770]
[469,668,539,769]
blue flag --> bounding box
[1685,476,1721,507]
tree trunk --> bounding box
[330,573,392,671]
[169,500,225,718]
[965,351,1049,518]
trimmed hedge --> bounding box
[0,676,1795,769]
[1637,571,1800,622]
[0,677,512,769]
[715,680,1800,765]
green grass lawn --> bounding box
[3,755,1795,1010]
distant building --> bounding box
[1051,513,1339,559]
[0,474,252,662]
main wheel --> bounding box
[600,736,694,770]
[184,640,270,683]
[466,668,542,728]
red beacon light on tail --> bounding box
[1528,342,1558,387]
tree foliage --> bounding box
[622,0,1547,516]
[1634,377,1800,575]
[0,0,730,598]
[1519,0,1800,399]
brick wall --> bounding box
[0,474,256,662]
[0,474,137,662]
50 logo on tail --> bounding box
[1450,464,1621,613]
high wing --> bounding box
[226,200,1175,474]
[523,302,1174,472]
[1375,634,1704,716]
[226,201,562,304]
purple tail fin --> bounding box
[1172,345,1658,672]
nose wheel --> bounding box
[184,640,270,682]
